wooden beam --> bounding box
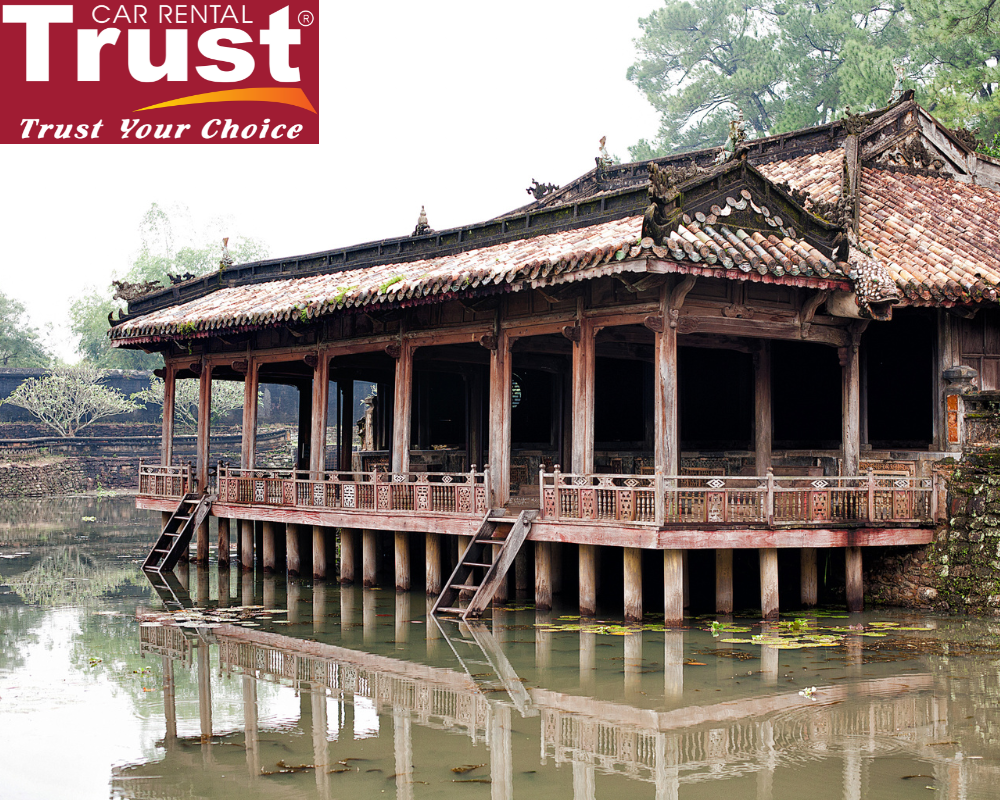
[391,341,414,473]
[241,360,258,470]
[760,548,779,620]
[162,364,175,466]
[309,354,330,475]
[716,548,733,614]
[579,544,596,616]
[196,362,212,491]
[340,528,356,583]
[755,341,772,474]
[624,547,643,622]
[801,547,818,607]
[488,329,513,506]
[663,550,683,625]
[571,317,596,474]
[677,315,850,347]
[845,546,863,612]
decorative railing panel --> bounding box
[214,465,491,517]
[137,461,195,499]
[539,469,934,528]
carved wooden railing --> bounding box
[538,468,934,527]
[137,460,195,499]
[216,464,492,517]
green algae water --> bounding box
[2,496,999,799]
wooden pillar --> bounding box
[312,526,327,579]
[391,341,414,474]
[845,546,863,612]
[755,341,772,474]
[196,362,212,492]
[217,518,230,567]
[624,547,643,622]
[579,544,596,616]
[488,329,513,506]
[842,331,862,476]
[425,533,440,595]
[262,521,277,573]
[340,528,356,583]
[654,283,683,477]
[535,541,552,609]
[196,517,209,564]
[716,548,733,614]
[310,354,330,475]
[663,549,683,625]
[515,546,530,600]
[801,547,818,607]
[162,364,175,466]
[338,379,354,471]
[287,523,302,576]
[571,314,596,474]
[241,360,258,470]
[240,519,254,570]
[394,532,410,591]
[362,529,377,587]
[759,548,779,620]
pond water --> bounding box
[1,496,999,800]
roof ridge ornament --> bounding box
[714,110,747,165]
[596,136,615,171]
[412,205,433,237]
[526,179,559,200]
[846,229,900,320]
[888,63,906,104]
[220,237,234,270]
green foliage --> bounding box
[0,363,143,436]
[131,376,251,431]
[70,203,269,369]
[0,291,50,367]
[627,0,999,155]
[980,132,1000,158]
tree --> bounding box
[0,364,143,436]
[71,203,269,369]
[131,376,250,431]
[0,291,49,367]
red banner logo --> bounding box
[0,1,319,143]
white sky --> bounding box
[0,0,662,362]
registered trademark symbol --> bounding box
[298,10,314,26]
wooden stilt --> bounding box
[195,518,209,564]
[515,546,530,600]
[801,547,818,607]
[682,550,690,608]
[663,549,684,625]
[425,533,441,595]
[716,548,734,614]
[845,546,863,612]
[362,529,377,587]
[340,528,356,583]
[262,521,277,573]
[218,518,230,567]
[759,548,779,620]
[287,523,302,576]
[535,541,552,610]
[624,547,643,622]
[312,525,327,579]
[394,531,410,591]
[579,544,596,616]
[240,519,254,570]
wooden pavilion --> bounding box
[111,95,1000,621]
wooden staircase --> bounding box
[142,493,214,573]
[432,509,537,620]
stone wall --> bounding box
[0,456,138,498]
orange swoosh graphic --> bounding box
[136,88,316,113]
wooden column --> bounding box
[842,332,862,476]
[240,519,254,570]
[340,528,356,583]
[845,546,863,612]
[571,315,596,474]
[394,532,410,591]
[362,529,377,588]
[535,541,552,609]
[162,363,175,465]
[624,547,643,622]
[488,329,513,506]
[338,379,354,471]
[196,518,209,564]
[312,526,327,579]
[579,544,596,616]
[654,280,688,478]
[217,518,230,567]
[515,546,530,600]
[663,549,683,625]
[262,521,277,573]
[196,362,212,492]
[755,341,772,474]
[309,354,330,475]
[391,341,414,473]
[425,533,441,595]
[801,547,818,607]
[716,548,733,613]
[759,548,779,620]
[287,523,302,576]
[241,360,258,470]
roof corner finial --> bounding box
[596,136,615,172]
[220,237,234,270]
[714,109,747,165]
[889,63,906,104]
[412,205,433,237]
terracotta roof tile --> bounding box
[757,149,844,204]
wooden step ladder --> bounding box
[142,493,214,574]
[432,509,537,620]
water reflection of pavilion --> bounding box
[120,591,969,800]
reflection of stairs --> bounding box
[142,493,214,573]
[144,569,193,611]
[433,509,536,620]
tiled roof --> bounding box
[756,148,844,205]
[860,168,1000,304]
